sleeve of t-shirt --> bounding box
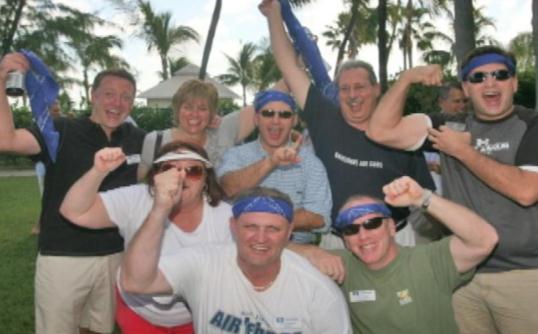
[515,117,538,170]
[140,131,158,170]
[300,152,333,232]
[215,146,245,178]
[426,237,474,293]
[158,246,208,298]
[26,117,67,164]
[100,185,142,232]
[217,110,242,144]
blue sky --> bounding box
[62,0,532,103]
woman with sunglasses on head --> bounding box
[138,79,262,180]
[60,141,233,334]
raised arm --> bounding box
[429,125,538,206]
[120,166,187,295]
[367,65,443,150]
[0,53,41,155]
[60,147,124,229]
[260,0,310,109]
[383,176,498,273]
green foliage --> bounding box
[514,71,536,109]
[131,106,173,132]
[0,176,40,333]
[403,82,440,116]
[0,106,34,167]
[219,99,241,116]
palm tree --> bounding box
[69,35,128,104]
[453,0,475,68]
[136,0,199,80]
[169,56,191,77]
[508,32,534,73]
[217,42,259,106]
[252,40,281,91]
[532,1,538,111]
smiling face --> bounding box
[341,199,398,271]
[90,75,135,136]
[337,67,380,130]
[176,97,213,135]
[230,212,292,273]
[255,101,297,152]
[462,63,518,121]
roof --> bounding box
[138,64,240,100]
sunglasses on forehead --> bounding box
[260,109,294,119]
[466,69,512,84]
[337,217,387,236]
[158,164,205,180]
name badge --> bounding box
[349,290,376,303]
[273,317,302,330]
[125,154,141,165]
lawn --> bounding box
[0,176,40,333]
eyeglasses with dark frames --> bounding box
[260,109,294,119]
[158,164,205,180]
[466,69,512,84]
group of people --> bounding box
[0,0,537,333]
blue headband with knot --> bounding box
[254,90,296,113]
[334,203,392,230]
[460,53,516,81]
[232,196,294,222]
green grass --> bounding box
[0,176,40,333]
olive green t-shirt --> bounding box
[336,238,473,334]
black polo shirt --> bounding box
[29,117,145,256]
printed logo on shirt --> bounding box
[396,289,413,305]
[474,138,509,156]
[334,151,383,169]
[209,310,303,333]
[349,289,376,303]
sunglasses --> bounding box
[338,217,386,236]
[466,69,512,84]
[158,164,205,180]
[260,109,294,119]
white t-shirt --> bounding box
[159,244,352,333]
[100,184,233,327]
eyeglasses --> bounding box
[260,109,294,119]
[158,164,205,180]
[338,217,386,236]
[466,69,512,84]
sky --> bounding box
[59,0,533,104]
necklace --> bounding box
[252,279,275,292]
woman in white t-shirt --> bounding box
[60,141,233,334]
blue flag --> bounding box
[279,0,338,105]
[21,49,60,162]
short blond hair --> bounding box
[171,79,219,125]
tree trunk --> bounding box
[453,0,475,69]
[199,0,222,81]
[378,0,388,92]
[160,54,169,80]
[532,1,538,111]
[2,0,27,56]
[334,0,359,77]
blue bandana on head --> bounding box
[460,53,516,81]
[253,90,296,113]
[334,203,392,230]
[232,196,294,222]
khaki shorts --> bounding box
[453,269,538,334]
[35,253,122,334]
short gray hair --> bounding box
[335,60,378,86]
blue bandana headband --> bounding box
[232,196,294,222]
[254,90,296,113]
[460,53,516,81]
[334,203,392,230]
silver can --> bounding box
[5,71,25,97]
